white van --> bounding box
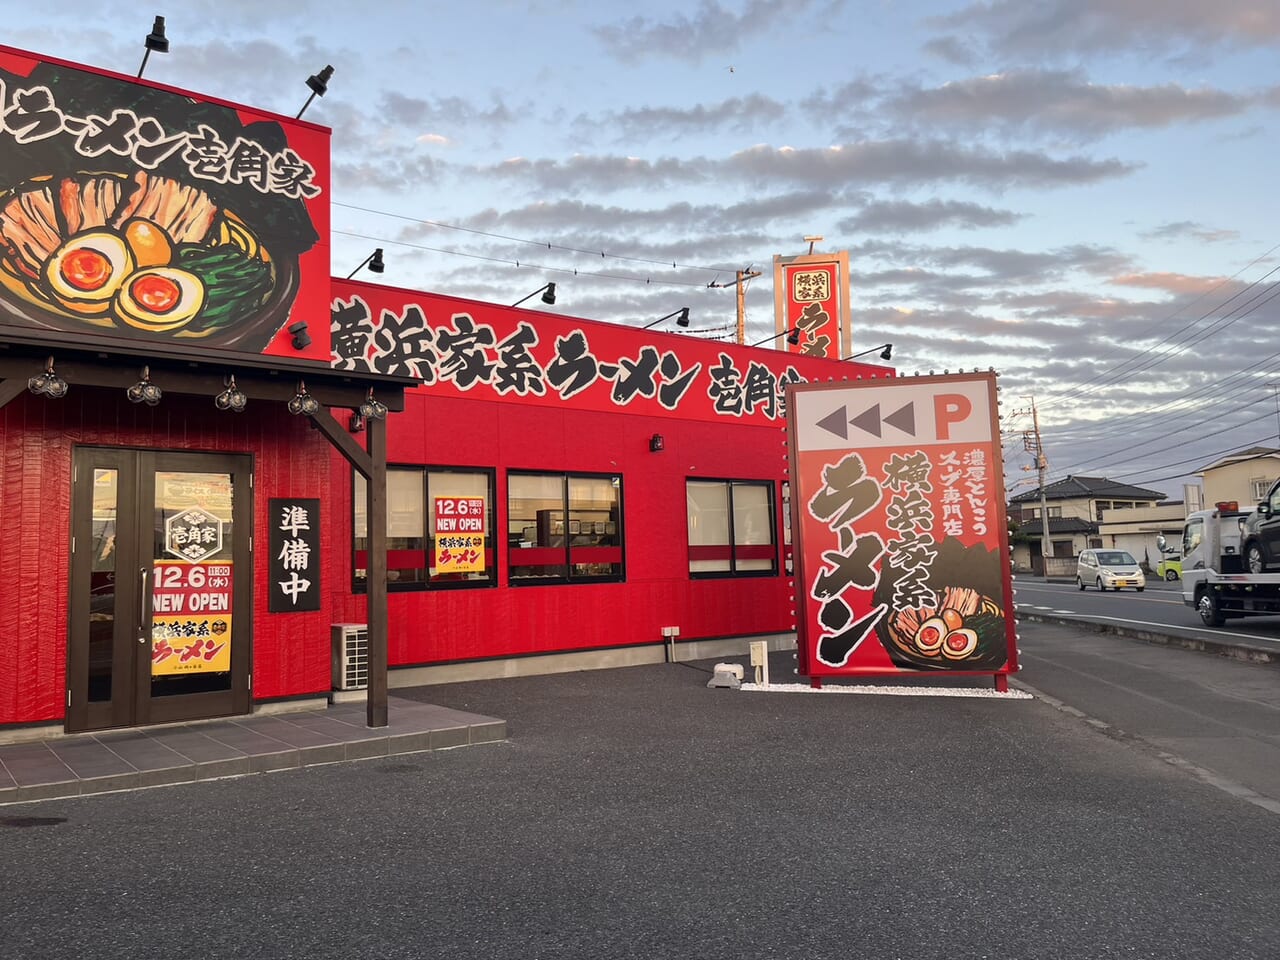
[1076,549,1145,592]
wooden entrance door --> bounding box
[67,448,252,732]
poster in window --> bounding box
[434,496,485,575]
[269,497,320,612]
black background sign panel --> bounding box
[269,497,321,612]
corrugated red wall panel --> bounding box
[326,390,794,667]
[0,388,333,724]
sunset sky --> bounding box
[8,1,1280,494]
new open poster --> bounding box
[150,561,233,675]
[787,373,1017,680]
[434,496,485,575]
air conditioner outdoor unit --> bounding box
[331,623,369,691]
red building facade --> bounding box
[0,44,891,733]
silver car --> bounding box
[1076,549,1146,592]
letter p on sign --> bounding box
[934,393,972,440]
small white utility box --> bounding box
[707,662,744,690]
[748,640,770,686]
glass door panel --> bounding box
[88,468,119,703]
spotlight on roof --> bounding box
[642,307,690,330]
[297,64,334,119]
[347,248,385,279]
[137,16,169,78]
[512,282,556,307]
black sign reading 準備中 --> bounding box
[268,498,320,613]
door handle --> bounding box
[138,566,149,645]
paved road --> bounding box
[1017,620,1280,809]
[2,624,1279,960]
[1015,578,1280,650]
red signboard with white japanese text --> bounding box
[772,251,850,360]
[332,279,891,425]
[434,496,485,574]
[787,373,1017,682]
[0,44,331,361]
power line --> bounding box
[1114,434,1279,485]
[1042,285,1280,473]
[1038,242,1280,411]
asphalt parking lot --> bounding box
[3,622,1278,960]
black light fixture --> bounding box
[842,343,893,362]
[287,380,320,416]
[346,248,384,279]
[288,321,312,350]
[214,375,248,412]
[642,307,690,330]
[126,365,162,406]
[750,326,801,347]
[357,388,388,421]
[296,64,334,119]
[137,16,168,78]
[349,412,365,434]
[27,356,67,398]
[649,433,665,452]
[511,282,556,307]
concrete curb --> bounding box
[1019,611,1280,667]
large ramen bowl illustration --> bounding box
[872,537,1010,672]
[0,171,299,351]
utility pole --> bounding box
[1268,382,1280,444]
[708,267,761,344]
[1022,396,1051,578]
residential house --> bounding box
[1009,475,1167,575]
[1195,446,1280,509]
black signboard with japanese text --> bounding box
[268,497,320,613]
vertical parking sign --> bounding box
[786,373,1017,682]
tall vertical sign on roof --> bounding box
[772,250,850,360]
[0,44,331,361]
[786,372,1018,684]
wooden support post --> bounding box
[0,378,28,412]
[365,413,389,728]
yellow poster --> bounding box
[434,534,485,575]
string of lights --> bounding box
[333,201,747,276]
[331,229,721,289]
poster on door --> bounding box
[434,497,485,575]
[150,561,233,674]
[787,372,1017,680]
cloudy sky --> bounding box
[10,1,1280,497]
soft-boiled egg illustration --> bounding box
[44,230,135,314]
[115,267,206,331]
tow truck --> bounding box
[1160,501,1280,627]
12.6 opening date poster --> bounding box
[786,373,1018,682]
